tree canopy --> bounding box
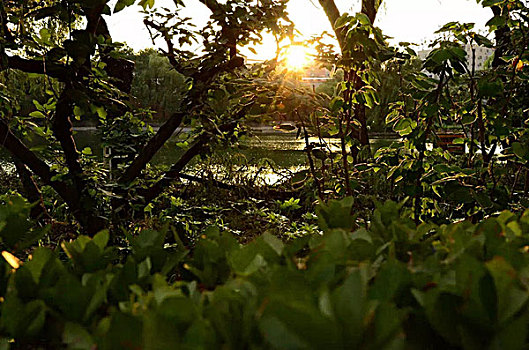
[2,0,529,347]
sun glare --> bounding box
[283,45,312,71]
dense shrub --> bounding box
[0,197,529,349]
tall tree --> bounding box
[317,0,382,150]
[0,0,291,234]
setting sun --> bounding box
[283,45,312,71]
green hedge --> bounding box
[1,197,529,349]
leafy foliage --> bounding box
[2,197,529,348]
[129,49,187,121]
[3,0,529,347]
[291,0,529,226]
[0,0,294,234]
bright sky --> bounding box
[106,0,493,57]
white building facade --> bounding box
[418,44,494,72]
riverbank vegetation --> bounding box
[2,0,529,348]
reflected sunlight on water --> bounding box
[186,163,308,186]
[245,135,342,152]
[0,131,401,185]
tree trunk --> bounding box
[0,119,104,235]
[317,0,346,51]
[361,0,380,23]
[318,0,380,151]
[12,157,51,225]
[490,5,510,69]
[356,0,380,149]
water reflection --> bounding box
[186,163,308,186]
[0,131,398,185]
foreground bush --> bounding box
[1,198,529,349]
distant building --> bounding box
[300,66,331,89]
[418,44,494,74]
[466,45,495,70]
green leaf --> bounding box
[316,197,354,231]
[100,312,143,350]
[474,192,493,209]
[138,0,155,9]
[429,48,452,64]
[114,0,136,13]
[63,322,95,350]
[331,266,368,347]
[478,78,504,97]
[259,316,310,349]
[131,229,166,256]
[486,257,529,324]
[83,272,112,321]
[490,311,529,350]
[393,118,413,136]
[73,106,84,117]
[486,15,507,30]
[370,260,411,301]
[512,142,529,161]
[1,296,46,338]
[229,250,266,276]
[433,164,452,174]
[29,111,45,118]
[38,28,51,45]
[92,230,109,250]
[482,0,505,7]
[422,291,463,346]
[330,96,344,112]
[356,13,371,25]
[449,46,467,60]
[372,302,405,348]
[474,34,493,47]
[260,232,284,256]
[0,195,44,251]
[259,269,341,348]
[461,114,475,125]
[182,319,216,349]
[334,14,350,29]
[22,247,54,285]
[95,106,107,119]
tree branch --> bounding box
[317,0,345,51]
[0,0,13,43]
[361,0,380,23]
[139,122,237,204]
[139,134,208,203]
[124,8,245,187]
[85,4,107,36]
[178,172,234,190]
[3,55,70,81]
[178,173,301,199]
[198,0,222,13]
[24,5,61,21]
[12,157,51,224]
[92,15,135,93]
[490,5,511,68]
[1,119,76,207]
[119,112,185,185]
[119,44,243,186]
[144,19,180,69]
[0,119,106,234]
[53,87,84,177]
[197,0,237,58]
[1,120,57,185]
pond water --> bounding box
[75,130,394,164]
[75,130,309,168]
[1,129,396,184]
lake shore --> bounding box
[72,125,400,138]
